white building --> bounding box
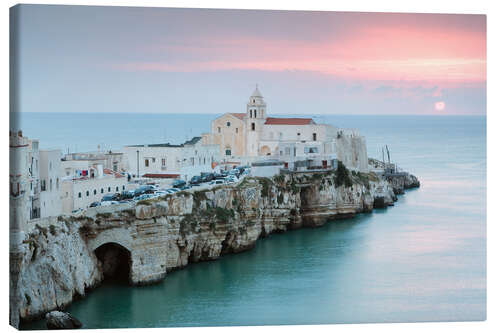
[60,154,128,213]
[203,86,369,172]
[123,136,221,181]
[39,149,62,218]
[10,131,32,232]
[10,132,64,232]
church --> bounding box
[201,86,368,171]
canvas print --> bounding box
[9,4,486,330]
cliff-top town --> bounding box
[10,87,371,234]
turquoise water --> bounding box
[18,114,486,328]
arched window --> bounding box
[226,121,231,127]
[101,188,104,193]
[78,192,82,198]
[86,190,89,197]
[251,123,255,131]
[93,189,97,195]
[108,187,111,192]
[116,186,119,192]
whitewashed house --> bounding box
[39,149,62,218]
[123,136,221,181]
[60,154,128,213]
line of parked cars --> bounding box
[88,166,251,208]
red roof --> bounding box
[230,113,246,120]
[264,117,315,125]
[142,173,180,179]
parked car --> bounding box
[214,173,225,179]
[121,190,135,199]
[134,194,155,201]
[101,200,120,206]
[200,172,215,182]
[134,185,155,196]
[226,176,238,183]
[102,193,120,202]
[189,175,202,185]
[179,185,191,191]
[89,201,101,208]
[170,188,180,193]
[172,179,187,188]
[154,190,169,197]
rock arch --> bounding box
[87,228,134,283]
[94,242,132,283]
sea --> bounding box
[18,113,486,328]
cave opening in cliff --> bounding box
[94,243,132,284]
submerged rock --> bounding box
[45,311,82,329]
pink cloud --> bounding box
[112,15,486,84]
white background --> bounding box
[1,1,497,332]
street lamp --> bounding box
[136,150,140,178]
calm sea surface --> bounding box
[19,113,486,328]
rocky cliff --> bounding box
[11,168,419,327]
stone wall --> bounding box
[11,170,418,327]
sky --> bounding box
[13,5,486,115]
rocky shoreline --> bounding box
[11,166,419,328]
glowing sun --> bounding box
[435,101,446,111]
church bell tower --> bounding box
[245,85,267,157]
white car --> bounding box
[101,200,119,206]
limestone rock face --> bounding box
[12,171,418,327]
[45,311,82,329]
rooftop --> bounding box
[264,117,316,125]
[127,136,202,148]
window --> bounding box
[254,110,257,118]
[49,179,53,191]
[236,127,238,133]
[86,191,89,197]
[305,147,319,154]
[161,158,166,166]
[251,123,255,131]
[56,178,59,190]
[227,121,231,127]
[152,158,156,163]
[93,189,97,195]
[203,157,206,164]
[49,162,52,171]
[101,188,104,194]
[225,149,231,156]
[123,185,125,190]
[297,133,301,137]
[108,187,111,192]
[145,159,149,167]
[41,179,46,191]
[116,186,119,192]
[313,133,317,141]
[113,162,118,172]
[218,127,221,133]
[78,192,82,198]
